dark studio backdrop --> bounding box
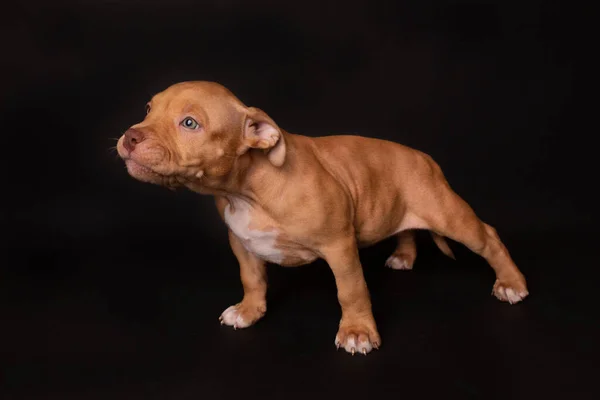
[1,1,597,399]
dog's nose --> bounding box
[123,128,145,152]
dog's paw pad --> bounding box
[385,255,413,270]
[492,280,529,304]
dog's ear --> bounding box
[239,107,286,167]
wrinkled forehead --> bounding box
[150,83,245,130]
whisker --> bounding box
[106,146,121,160]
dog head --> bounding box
[116,81,286,189]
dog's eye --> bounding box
[145,104,151,114]
[181,117,200,130]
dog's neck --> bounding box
[182,132,296,209]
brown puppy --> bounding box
[116,81,528,355]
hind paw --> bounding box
[385,254,414,270]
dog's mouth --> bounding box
[124,158,164,182]
[124,158,185,189]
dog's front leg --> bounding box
[219,229,267,329]
[322,237,381,355]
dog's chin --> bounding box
[125,159,165,185]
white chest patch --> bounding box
[223,202,284,264]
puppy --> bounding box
[116,81,528,355]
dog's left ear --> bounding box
[240,107,286,167]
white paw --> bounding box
[385,255,413,270]
[219,305,251,329]
[492,281,529,304]
[334,328,380,356]
[335,335,373,355]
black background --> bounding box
[2,1,597,399]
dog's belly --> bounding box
[224,202,318,266]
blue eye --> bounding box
[181,117,199,130]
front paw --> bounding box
[219,300,266,329]
[335,321,381,355]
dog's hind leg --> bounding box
[385,230,417,270]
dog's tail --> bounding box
[430,232,455,260]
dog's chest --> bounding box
[223,201,285,264]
